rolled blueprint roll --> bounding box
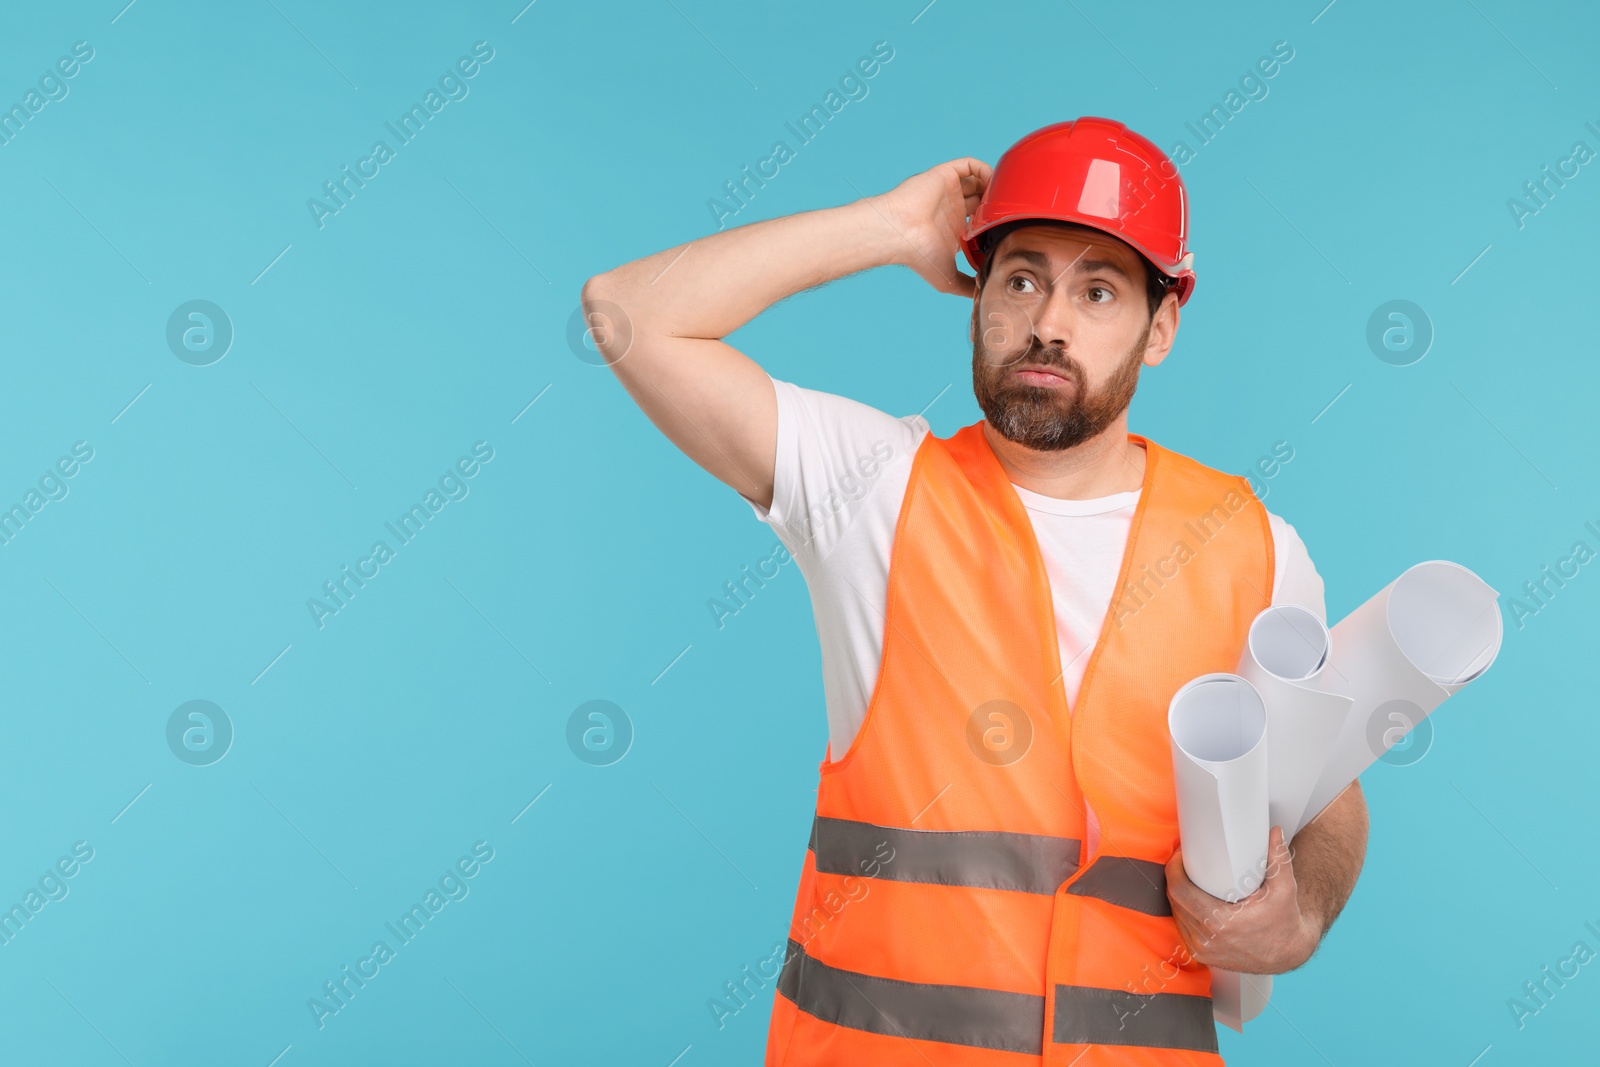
[1169,674,1272,1034]
[1168,674,1269,901]
[1294,560,1502,836]
[1207,605,1353,1032]
[1170,560,1501,1033]
[1235,606,1355,839]
[1209,970,1272,1036]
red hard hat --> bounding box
[961,117,1197,306]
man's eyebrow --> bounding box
[1074,258,1133,282]
[995,248,1052,270]
[995,248,1133,282]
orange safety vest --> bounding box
[765,421,1274,1066]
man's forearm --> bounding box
[578,157,987,511]
[591,196,909,338]
[1289,780,1369,944]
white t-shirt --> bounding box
[740,376,1327,765]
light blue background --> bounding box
[0,0,1594,1063]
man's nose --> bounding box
[1031,287,1076,349]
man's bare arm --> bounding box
[579,159,991,510]
[1288,778,1369,947]
[1165,780,1369,974]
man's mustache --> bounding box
[992,342,1080,381]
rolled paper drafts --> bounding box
[1168,673,1271,1034]
[1167,560,1502,1032]
[1203,605,1351,1032]
[1208,970,1272,1037]
[1237,605,1354,839]
[1169,674,1270,902]
[1294,560,1502,836]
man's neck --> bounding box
[981,418,1147,500]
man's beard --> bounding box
[971,317,1151,452]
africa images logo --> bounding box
[307,442,495,629]
[307,42,495,229]
[307,841,495,1030]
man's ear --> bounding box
[1143,292,1180,368]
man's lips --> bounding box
[1012,364,1073,387]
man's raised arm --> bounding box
[579,159,991,510]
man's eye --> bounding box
[1008,275,1037,294]
[1086,286,1112,303]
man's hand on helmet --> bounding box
[871,157,992,299]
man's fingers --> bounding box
[920,259,975,298]
[945,158,992,207]
[1258,825,1299,902]
[944,270,977,299]
[1166,848,1212,903]
[1170,902,1218,965]
[1265,826,1294,881]
[945,156,992,183]
[1171,915,1202,957]
[1164,849,1210,918]
[1165,848,1225,953]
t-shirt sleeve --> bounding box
[1267,511,1327,624]
[739,373,927,563]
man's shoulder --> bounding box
[770,375,934,472]
[759,375,932,556]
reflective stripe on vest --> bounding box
[778,938,1220,1055]
[810,814,1171,915]
[766,425,1273,1067]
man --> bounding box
[583,118,1368,1065]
